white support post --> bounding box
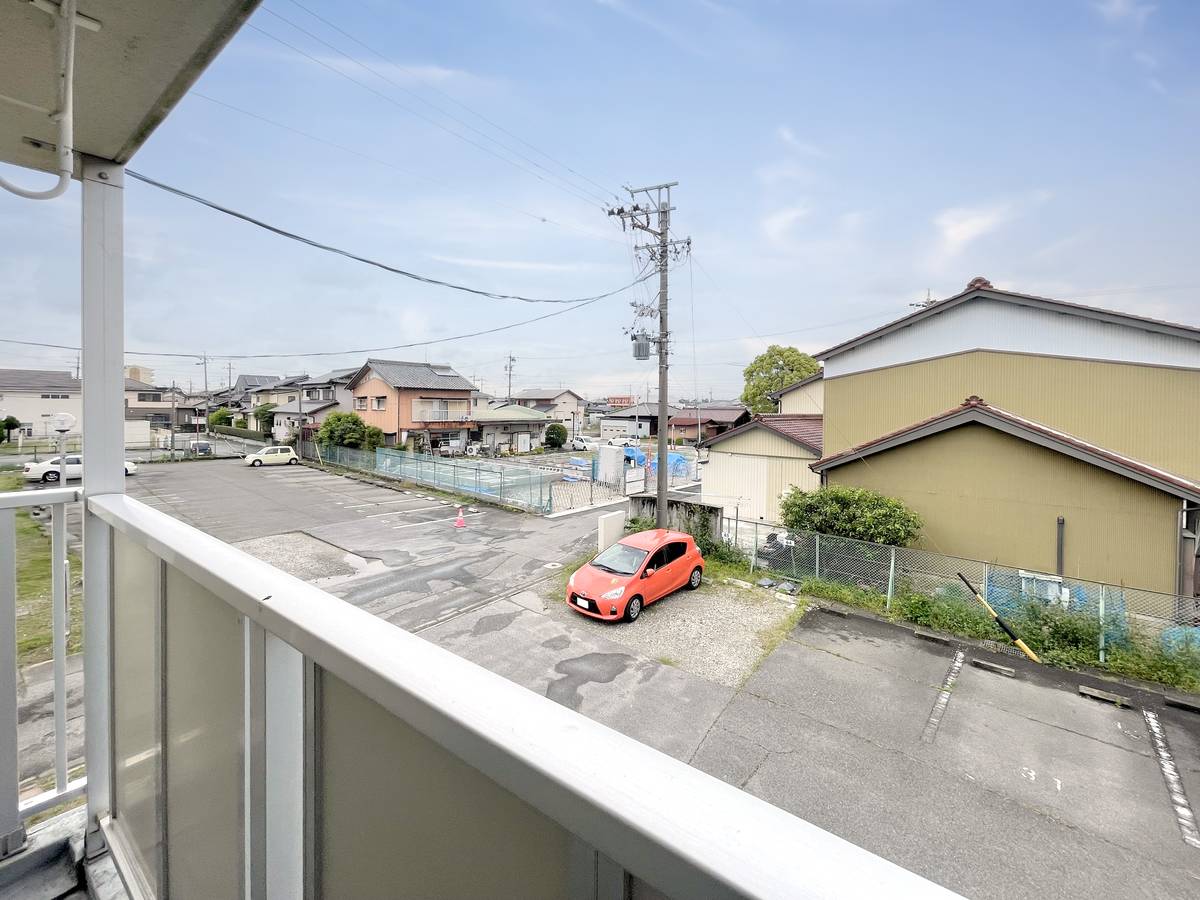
[887,546,896,611]
[0,510,26,859]
[51,506,68,791]
[81,156,125,855]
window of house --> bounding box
[305,389,321,400]
[322,388,334,400]
[40,393,70,399]
[372,396,386,410]
[137,392,162,402]
[354,397,367,410]
[288,395,297,402]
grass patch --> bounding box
[656,655,679,667]
[799,576,1200,693]
[747,599,810,682]
[1,472,84,667]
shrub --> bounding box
[233,418,247,429]
[207,407,234,428]
[316,412,367,448]
[780,484,922,546]
[252,403,276,431]
[363,426,384,452]
[545,423,567,449]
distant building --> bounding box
[0,369,81,439]
[599,402,682,441]
[124,364,155,384]
[606,394,635,408]
[346,358,476,449]
[667,406,750,442]
[510,388,586,435]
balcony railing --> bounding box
[66,491,951,898]
[412,401,471,423]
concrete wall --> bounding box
[823,350,1200,481]
[779,378,823,415]
[0,390,83,438]
[627,494,723,542]
[703,427,819,523]
[598,510,627,552]
[827,423,1182,593]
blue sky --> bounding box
[2,0,1197,400]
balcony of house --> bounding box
[411,398,473,424]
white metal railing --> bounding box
[411,400,471,422]
[89,492,954,899]
[0,487,86,860]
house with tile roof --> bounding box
[809,277,1200,599]
[510,388,586,434]
[346,358,477,449]
[666,406,751,442]
[699,414,824,523]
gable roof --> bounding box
[768,370,823,401]
[304,368,357,386]
[474,404,551,423]
[605,403,683,419]
[667,407,750,426]
[0,369,79,392]
[348,359,475,392]
[235,374,282,391]
[816,279,1200,361]
[512,388,584,401]
[810,395,1200,503]
[268,399,339,415]
[124,378,158,391]
[703,414,823,455]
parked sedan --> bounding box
[243,446,299,467]
[23,456,137,483]
[606,436,641,448]
[566,529,704,622]
[566,436,597,451]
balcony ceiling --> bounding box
[1,0,259,175]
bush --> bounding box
[363,426,384,452]
[545,423,567,448]
[316,412,368,448]
[252,403,276,431]
[233,418,247,429]
[779,484,922,546]
[212,424,268,442]
[207,407,234,428]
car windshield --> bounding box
[590,542,649,576]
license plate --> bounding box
[575,597,589,609]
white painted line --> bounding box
[345,498,421,509]
[1142,708,1200,849]
[365,505,444,519]
[391,513,483,530]
[922,650,965,744]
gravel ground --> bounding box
[537,574,796,688]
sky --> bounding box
[2,0,1198,402]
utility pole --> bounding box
[608,182,690,528]
[197,353,210,435]
[169,379,177,460]
[504,355,516,404]
[226,360,233,389]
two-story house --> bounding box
[0,368,81,440]
[807,277,1200,598]
[346,358,476,449]
[510,388,587,435]
[268,368,357,442]
[123,378,188,428]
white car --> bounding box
[244,446,299,467]
[607,436,641,448]
[565,436,597,451]
[23,456,137,483]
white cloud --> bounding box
[1092,0,1156,26]
[594,0,710,57]
[933,203,1011,259]
[1147,77,1167,95]
[1132,50,1159,69]
[755,160,810,186]
[761,205,809,244]
[776,126,824,157]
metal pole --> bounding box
[656,194,669,530]
[51,504,67,791]
[169,379,177,460]
[0,510,27,858]
[296,380,304,459]
[815,533,822,580]
[887,546,896,611]
[1099,584,1107,664]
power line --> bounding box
[279,0,620,203]
[126,170,653,305]
[188,92,629,248]
[245,20,607,211]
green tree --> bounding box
[779,484,922,546]
[252,403,276,432]
[544,422,568,449]
[363,426,385,451]
[740,345,818,413]
[315,411,367,447]
[207,407,234,428]
[1,416,20,443]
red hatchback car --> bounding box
[567,529,705,622]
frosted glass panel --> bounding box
[111,531,161,893]
[319,671,569,899]
[165,567,244,900]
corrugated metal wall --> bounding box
[704,428,819,522]
[823,350,1200,481]
[778,378,823,414]
[827,424,1181,593]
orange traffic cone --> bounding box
[454,507,466,528]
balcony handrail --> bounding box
[89,492,952,898]
[0,487,81,511]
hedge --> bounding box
[212,424,269,442]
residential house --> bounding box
[0,368,81,439]
[700,415,823,523]
[599,402,682,442]
[123,378,188,428]
[346,358,476,449]
[809,277,1200,597]
[470,389,494,416]
[510,388,586,435]
[245,374,306,410]
[269,398,340,443]
[472,404,551,452]
[299,368,356,409]
[769,370,824,414]
[667,406,751,442]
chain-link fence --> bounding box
[723,517,1200,661]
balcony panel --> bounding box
[163,565,244,900]
[111,531,161,892]
[318,670,570,898]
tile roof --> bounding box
[810,396,1200,502]
[124,378,158,391]
[353,359,475,392]
[605,403,683,419]
[512,388,584,401]
[474,404,551,423]
[703,414,823,454]
[815,280,1200,361]
[268,399,339,415]
[668,407,749,426]
[0,369,79,392]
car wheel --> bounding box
[287,458,298,465]
[624,596,643,622]
[252,459,262,467]
[124,467,131,476]
[687,567,702,590]
[42,471,59,483]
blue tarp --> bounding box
[649,451,688,476]
[623,447,647,466]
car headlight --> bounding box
[601,586,625,600]
[568,572,576,589]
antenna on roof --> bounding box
[909,288,937,310]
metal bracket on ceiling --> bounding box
[27,0,102,32]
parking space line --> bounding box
[1142,708,1200,849]
[391,513,482,530]
[921,649,965,743]
[365,505,444,519]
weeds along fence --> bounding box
[302,443,564,513]
[722,517,1200,665]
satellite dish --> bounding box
[50,412,77,433]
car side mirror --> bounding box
[643,568,655,577]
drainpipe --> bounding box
[1056,516,1065,577]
